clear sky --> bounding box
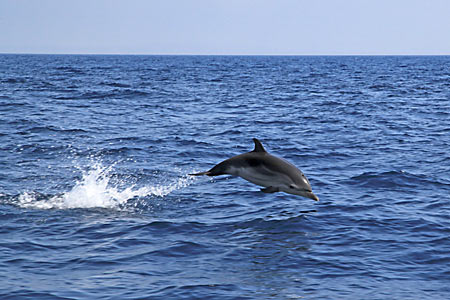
[1,0,449,55]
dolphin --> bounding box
[190,138,319,201]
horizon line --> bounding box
[1,52,450,57]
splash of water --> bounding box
[17,163,195,210]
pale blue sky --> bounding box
[1,0,449,55]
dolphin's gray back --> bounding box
[212,152,307,185]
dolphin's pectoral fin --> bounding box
[260,186,279,193]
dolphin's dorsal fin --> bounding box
[252,138,267,153]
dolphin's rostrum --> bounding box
[190,138,319,201]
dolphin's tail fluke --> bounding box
[189,171,211,176]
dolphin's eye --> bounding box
[289,185,295,189]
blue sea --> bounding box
[1,54,449,299]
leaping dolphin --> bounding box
[190,138,319,201]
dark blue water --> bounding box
[1,54,450,299]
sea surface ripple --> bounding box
[1,55,450,299]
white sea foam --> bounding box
[17,163,195,210]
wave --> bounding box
[25,126,88,134]
[100,82,132,88]
[81,89,151,99]
[1,77,27,84]
[53,89,151,101]
[54,66,85,74]
[12,163,195,210]
[346,170,449,190]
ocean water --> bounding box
[1,54,449,299]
